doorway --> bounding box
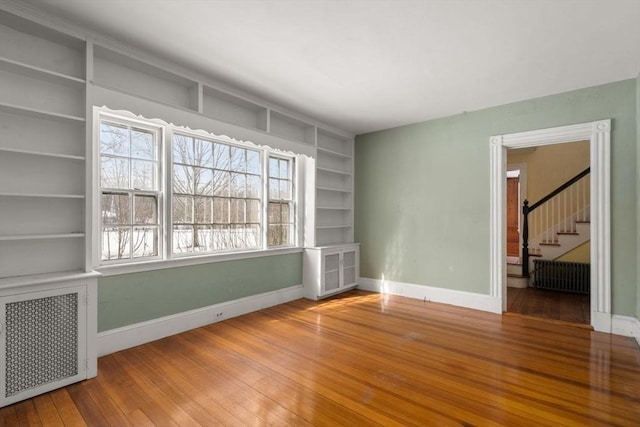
[489,120,612,333]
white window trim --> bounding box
[92,106,305,275]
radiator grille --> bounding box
[533,260,590,294]
[5,293,78,397]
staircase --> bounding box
[508,168,590,288]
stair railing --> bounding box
[521,167,590,277]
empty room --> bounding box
[0,0,639,425]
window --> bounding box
[97,112,299,267]
[268,156,294,247]
[172,134,262,254]
[99,120,161,261]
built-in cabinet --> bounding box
[303,244,359,300]
[0,11,87,278]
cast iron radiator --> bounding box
[532,259,590,294]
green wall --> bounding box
[98,253,302,331]
[355,79,638,316]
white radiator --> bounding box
[0,275,97,408]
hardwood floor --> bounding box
[2,290,639,426]
[507,286,590,325]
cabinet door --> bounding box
[342,249,358,287]
[322,251,341,293]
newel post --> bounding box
[522,199,530,277]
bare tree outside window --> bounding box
[268,156,294,247]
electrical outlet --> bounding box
[216,312,224,319]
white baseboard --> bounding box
[358,277,502,314]
[97,284,304,356]
[611,315,640,346]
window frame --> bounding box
[267,154,296,248]
[97,115,164,265]
[93,109,302,272]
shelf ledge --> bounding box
[0,233,85,241]
[317,146,352,159]
[0,270,101,291]
[316,186,352,193]
[0,56,86,88]
[0,102,86,123]
[0,147,85,161]
[317,166,351,176]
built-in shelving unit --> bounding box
[270,110,316,144]
[0,10,86,278]
[93,45,199,111]
[314,129,354,247]
[202,85,268,131]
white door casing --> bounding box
[490,120,611,332]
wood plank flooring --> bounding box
[2,290,639,426]
[507,286,590,325]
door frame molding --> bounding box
[489,120,611,332]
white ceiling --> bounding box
[17,0,640,135]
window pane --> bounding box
[269,178,280,200]
[134,195,157,224]
[194,197,212,224]
[268,224,281,246]
[195,168,213,195]
[173,195,193,224]
[213,225,230,250]
[172,225,193,253]
[213,143,230,170]
[246,150,260,174]
[132,160,155,191]
[282,224,290,246]
[132,227,158,257]
[213,198,229,224]
[281,203,290,224]
[279,159,289,179]
[173,135,194,164]
[232,224,245,248]
[173,165,193,194]
[230,147,246,172]
[268,202,281,223]
[131,129,155,160]
[102,193,130,225]
[246,175,261,198]
[279,179,291,200]
[101,157,129,189]
[269,158,279,178]
[230,199,245,223]
[246,224,260,248]
[194,225,212,252]
[247,199,261,223]
[194,139,213,167]
[213,170,230,196]
[102,227,130,260]
[230,173,246,198]
[100,123,129,156]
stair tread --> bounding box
[575,220,590,223]
[507,273,527,278]
[540,242,561,246]
[557,231,579,235]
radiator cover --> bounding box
[1,282,90,407]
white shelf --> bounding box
[0,270,100,291]
[0,102,85,123]
[317,166,351,176]
[0,147,85,161]
[317,146,352,159]
[317,206,352,210]
[316,225,352,229]
[317,186,352,193]
[0,57,85,88]
[0,192,85,199]
[0,233,84,241]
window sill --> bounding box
[96,247,303,277]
